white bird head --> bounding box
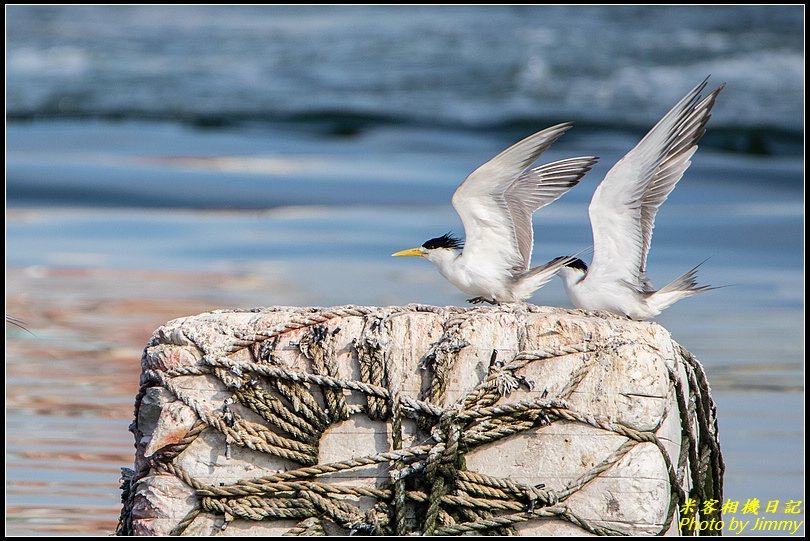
[392,233,463,264]
[551,256,588,286]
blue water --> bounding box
[6,6,804,151]
[5,5,804,536]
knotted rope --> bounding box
[117,305,723,536]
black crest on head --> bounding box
[550,256,588,272]
[422,233,464,250]
[566,257,588,272]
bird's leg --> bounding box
[467,296,501,305]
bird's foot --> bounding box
[467,296,500,305]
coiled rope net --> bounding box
[117,305,723,536]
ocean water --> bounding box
[5,5,804,536]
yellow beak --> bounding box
[392,247,423,257]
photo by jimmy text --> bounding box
[680,498,803,535]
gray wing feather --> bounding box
[504,156,599,271]
[481,122,575,179]
[638,84,724,273]
[588,77,723,286]
[453,123,578,272]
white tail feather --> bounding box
[512,249,591,301]
[647,260,716,312]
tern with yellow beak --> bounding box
[393,123,598,304]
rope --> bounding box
[283,517,325,536]
[420,314,468,419]
[385,343,408,535]
[119,305,724,536]
[354,315,390,420]
[299,324,350,422]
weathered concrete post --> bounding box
[117,304,723,536]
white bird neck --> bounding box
[557,267,586,292]
[424,249,461,278]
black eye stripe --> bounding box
[422,233,464,250]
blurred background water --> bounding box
[5,5,803,535]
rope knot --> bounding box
[127,307,724,537]
[349,502,390,535]
[524,485,558,511]
[485,350,537,398]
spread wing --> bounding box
[504,156,599,271]
[587,78,724,288]
[452,123,594,273]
